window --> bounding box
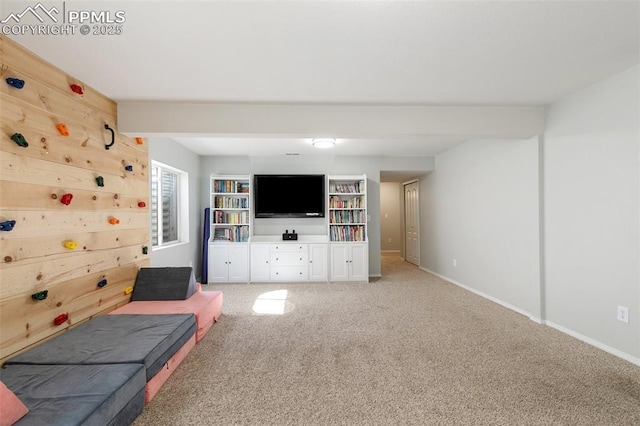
[151,161,189,248]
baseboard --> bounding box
[381,250,401,254]
[545,321,640,367]
[421,266,639,367]
[421,267,537,321]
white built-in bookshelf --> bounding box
[210,175,250,242]
[328,175,367,242]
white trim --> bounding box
[421,266,540,322]
[545,321,640,367]
[421,266,640,366]
[381,250,401,254]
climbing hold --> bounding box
[104,123,115,150]
[97,279,108,288]
[60,193,73,205]
[64,240,78,250]
[108,217,120,225]
[6,78,25,89]
[96,176,104,187]
[125,165,133,172]
[31,290,48,301]
[124,286,134,295]
[70,84,83,95]
[138,201,146,208]
[135,137,143,145]
[0,220,16,231]
[56,123,70,136]
[53,313,68,326]
[142,246,148,255]
[10,133,28,147]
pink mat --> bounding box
[110,288,223,342]
[145,333,196,403]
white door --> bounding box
[309,244,328,281]
[250,244,270,282]
[228,244,249,282]
[208,244,229,282]
[404,181,420,266]
[349,244,369,282]
[330,244,349,281]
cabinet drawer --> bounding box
[270,252,308,265]
[270,244,307,252]
[271,267,308,281]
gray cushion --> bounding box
[0,363,145,426]
[5,314,196,381]
[132,267,198,301]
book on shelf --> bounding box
[213,210,249,224]
[330,225,365,242]
[330,181,364,194]
[212,225,249,242]
[329,196,363,209]
[213,196,249,209]
[214,180,250,194]
[329,210,365,224]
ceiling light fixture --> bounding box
[311,138,336,149]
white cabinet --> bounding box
[309,243,328,281]
[330,243,368,282]
[248,240,329,282]
[250,243,270,282]
[208,243,249,283]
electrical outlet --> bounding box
[452,259,457,267]
[617,306,629,324]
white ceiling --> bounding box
[5,0,639,157]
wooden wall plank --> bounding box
[0,181,148,212]
[1,152,148,195]
[2,228,148,264]
[1,96,148,179]
[1,35,117,117]
[0,36,150,361]
[1,245,148,299]
[0,210,148,238]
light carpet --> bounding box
[133,254,639,425]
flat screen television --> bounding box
[254,174,325,218]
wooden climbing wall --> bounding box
[0,36,150,363]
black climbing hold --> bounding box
[11,133,28,147]
[32,290,48,301]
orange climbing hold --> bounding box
[124,286,134,295]
[53,313,68,326]
[135,137,144,145]
[56,123,70,136]
[64,240,78,250]
[108,217,120,225]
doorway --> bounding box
[404,180,420,266]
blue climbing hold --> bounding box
[125,165,133,172]
[0,220,16,231]
[6,78,25,89]
[97,279,108,288]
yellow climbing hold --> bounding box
[124,286,134,295]
[64,240,78,250]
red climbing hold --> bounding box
[60,193,73,205]
[70,84,84,95]
[138,201,146,208]
[53,313,68,326]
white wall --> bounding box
[544,65,639,360]
[421,137,542,319]
[148,137,202,276]
[380,182,402,252]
